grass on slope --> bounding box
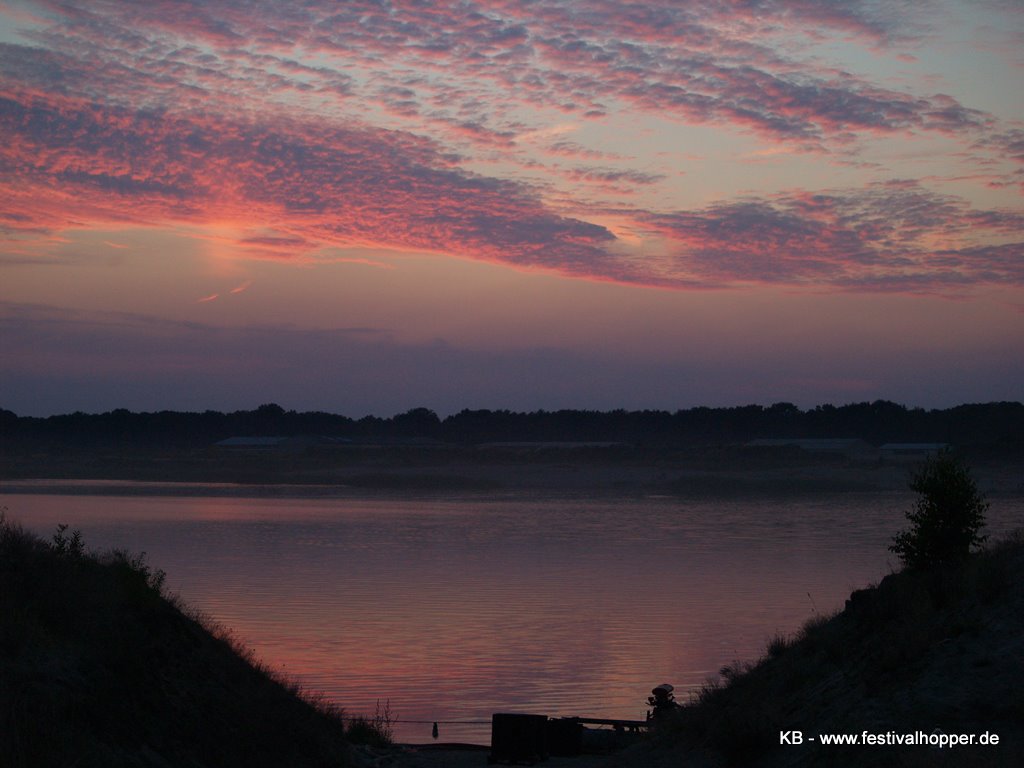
[0,513,387,768]
[643,532,1024,768]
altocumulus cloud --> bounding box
[0,82,618,275]
[0,0,1022,292]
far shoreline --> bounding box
[3,441,1021,500]
[0,471,914,500]
[2,464,1021,501]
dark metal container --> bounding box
[488,713,549,764]
[546,717,583,756]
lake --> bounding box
[4,487,1022,744]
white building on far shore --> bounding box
[879,443,949,461]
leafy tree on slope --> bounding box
[890,451,988,569]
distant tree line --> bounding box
[2,400,1022,452]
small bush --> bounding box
[345,699,395,747]
[103,547,167,595]
[766,632,791,659]
[51,523,84,558]
[890,451,988,570]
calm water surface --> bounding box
[6,490,1022,744]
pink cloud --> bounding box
[638,183,1024,291]
[1,1,1020,295]
[12,0,995,152]
[0,85,618,278]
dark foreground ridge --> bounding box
[0,515,386,768]
[616,534,1024,768]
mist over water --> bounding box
[8,491,1023,744]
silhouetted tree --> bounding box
[391,407,441,438]
[890,451,988,570]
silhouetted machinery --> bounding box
[488,709,648,764]
[646,682,681,721]
[488,714,549,764]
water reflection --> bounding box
[7,492,1022,744]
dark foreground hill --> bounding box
[617,534,1024,768]
[0,515,383,768]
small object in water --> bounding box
[432,721,439,740]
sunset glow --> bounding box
[2,0,1022,414]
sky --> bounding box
[1,0,1022,418]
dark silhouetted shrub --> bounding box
[890,451,988,570]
